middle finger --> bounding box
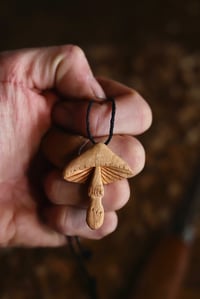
[53,92,150,137]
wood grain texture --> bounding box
[63,143,134,229]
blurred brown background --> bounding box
[0,0,200,298]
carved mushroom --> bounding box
[63,143,133,230]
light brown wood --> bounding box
[87,166,104,229]
[63,143,134,230]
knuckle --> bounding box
[66,44,85,60]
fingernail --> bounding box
[90,77,106,99]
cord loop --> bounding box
[86,97,116,145]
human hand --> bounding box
[0,45,152,247]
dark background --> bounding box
[0,1,200,298]
[1,0,200,51]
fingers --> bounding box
[44,170,130,211]
[0,45,105,99]
[0,46,151,136]
[53,79,152,136]
[44,205,118,239]
[42,133,144,238]
[41,127,88,169]
[42,130,145,173]
[43,134,143,209]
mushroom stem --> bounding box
[87,166,104,229]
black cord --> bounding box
[86,98,116,145]
[66,98,116,298]
[67,236,98,299]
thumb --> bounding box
[54,45,106,99]
[0,45,105,99]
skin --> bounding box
[0,45,152,247]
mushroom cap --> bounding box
[63,143,133,184]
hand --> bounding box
[0,45,152,247]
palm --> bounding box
[0,82,55,246]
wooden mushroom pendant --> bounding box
[63,143,133,230]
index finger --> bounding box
[0,45,105,99]
[53,78,152,137]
